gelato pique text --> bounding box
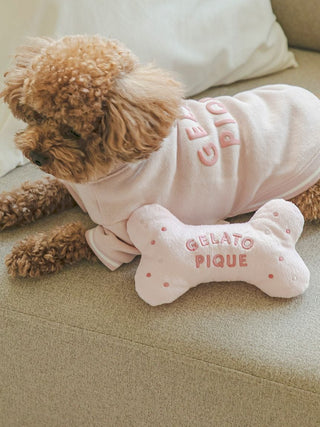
[185,231,254,269]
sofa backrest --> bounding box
[271,0,320,52]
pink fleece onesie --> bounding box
[63,85,320,271]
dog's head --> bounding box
[0,35,183,182]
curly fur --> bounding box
[1,35,183,182]
[6,222,97,278]
[291,182,320,222]
[0,35,319,278]
[0,37,53,123]
[0,176,75,230]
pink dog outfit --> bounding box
[64,85,320,270]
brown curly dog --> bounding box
[0,35,319,278]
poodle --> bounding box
[0,35,319,278]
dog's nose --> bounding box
[29,150,48,167]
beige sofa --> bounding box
[1,1,319,426]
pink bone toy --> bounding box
[127,199,310,306]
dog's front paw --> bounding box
[0,193,30,231]
[6,222,96,278]
[5,236,64,278]
[0,178,77,232]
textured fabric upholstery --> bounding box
[271,0,320,51]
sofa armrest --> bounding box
[271,0,320,51]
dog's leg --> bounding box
[6,222,97,277]
[0,176,76,231]
[290,180,320,222]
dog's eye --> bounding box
[61,126,81,139]
[31,110,45,124]
[69,129,81,138]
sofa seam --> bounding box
[1,304,319,398]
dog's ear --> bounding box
[102,64,184,162]
[0,37,53,123]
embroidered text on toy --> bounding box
[186,231,254,269]
[127,200,310,306]
[194,253,248,269]
[186,232,254,251]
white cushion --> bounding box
[52,0,297,96]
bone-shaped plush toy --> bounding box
[127,200,310,306]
